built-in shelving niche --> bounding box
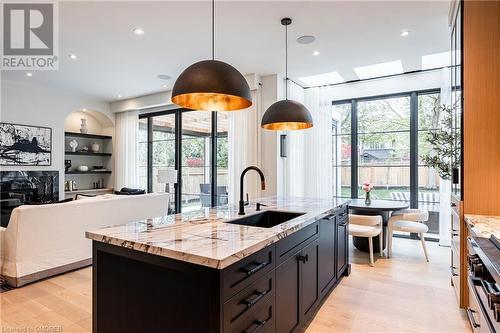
[64,111,114,199]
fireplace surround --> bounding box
[0,171,59,227]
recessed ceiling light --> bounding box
[133,28,145,36]
[26,72,33,77]
[354,60,404,79]
[82,108,87,111]
[69,54,77,60]
[162,84,168,88]
[298,71,345,87]
[158,74,171,80]
[117,94,123,98]
[400,30,410,37]
[297,35,315,45]
[313,51,320,56]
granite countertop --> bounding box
[464,214,500,238]
[86,197,348,269]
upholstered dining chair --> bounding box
[348,214,383,267]
[387,209,430,261]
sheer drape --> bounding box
[228,89,262,204]
[303,85,333,199]
[115,110,139,190]
[438,66,452,246]
[285,81,333,199]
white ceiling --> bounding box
[2,1,451,102]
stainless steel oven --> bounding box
[467,236,500,332]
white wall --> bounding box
[0,78,113,196]
[260,74,283,197]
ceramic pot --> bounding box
[80,118,88,134]
[91,142,100,152]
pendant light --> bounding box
[171,0,252,112]
[261,18,313,130]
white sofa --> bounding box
[0,193,169,287]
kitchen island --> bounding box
[86,197,350,333]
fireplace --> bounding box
[0,171,59,227]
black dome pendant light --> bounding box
[171,0,252,111]
[261,18,313,131]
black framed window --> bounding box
[332,102,352,198]
[332,89,442,236]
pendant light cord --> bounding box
[212,0,215,60]
[285,22,288,100]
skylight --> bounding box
[353,60,404,80]
[298,71,345,87]
[421,51,451,70]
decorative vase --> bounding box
[69,139,78,152]
[91,142,100,153]
[365,191,372,205]
[80,118,88,134]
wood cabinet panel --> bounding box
[301,239,320,323]
[463,0,500,215]
[318,215,336,296]
[275,251,301,333]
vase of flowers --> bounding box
[362,182,374,205]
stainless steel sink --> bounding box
[226,210,305,228]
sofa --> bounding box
[0,193,169,287]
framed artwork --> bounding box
[0,122,52,166]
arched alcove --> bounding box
[63,109,115,198]
[64,109,114,136]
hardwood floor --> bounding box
[1,237,470,333]
[307,237,471,333]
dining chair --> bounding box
[387,209,430,261]
[348,214,383,267]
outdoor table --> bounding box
[348,199,409,253]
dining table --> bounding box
[348,199,409,253]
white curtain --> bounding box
[228,89,262,204]
[115,110,139,190]
[439,66,452,246]
[303,85,333,199]
[285,81,333,199]
[285,81,306,197]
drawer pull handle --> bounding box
[246,319,267,333]
[452,232,459,237]
[243,262,268,276]
[338,220,348,226]
[296,254,309,263]
[243,290,268,308]
[466,308,480,328]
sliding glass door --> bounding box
[181,112,211,212]
[139,109,227,214]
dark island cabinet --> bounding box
[318,214,337,298]
[336,207,349,277]
[92,205,349,333]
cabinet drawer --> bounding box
[467,278,483,333]
[223,245,275,301]
[276,222,319,265]
[224,271,275,332]
[230,297,274,333]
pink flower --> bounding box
[362,182,373,193]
